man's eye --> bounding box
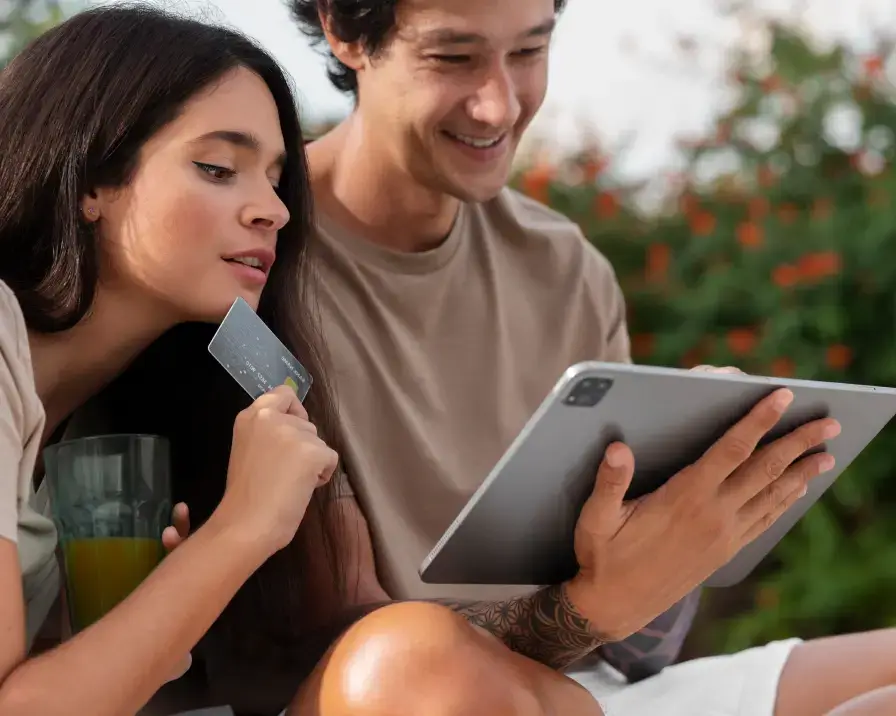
[514,46,547,58]
[431,54,471,65]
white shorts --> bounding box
[568,638,802,716]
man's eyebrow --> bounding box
[419,18,556,46]
[191,130,286,167]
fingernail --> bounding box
[774,390,794,410]
[824,422,841,439]
[606,446,624,468]
[819,454,836,473]
[799,485,808,498]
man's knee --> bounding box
[313,601,547,716]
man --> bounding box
[290,0,896,714]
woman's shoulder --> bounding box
[0,280,38,403]
[0,279,28,358]
[0,276,46,529]
[0,277,42,446]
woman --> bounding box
[0,4,343,714]
[0,6,575,716]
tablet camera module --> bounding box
[564,377,613,407]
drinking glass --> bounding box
[43,434,171,633]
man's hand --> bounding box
[565,386,840,641]
[160,503,193,682]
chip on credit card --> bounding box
[208,297,312,402]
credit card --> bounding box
[207,297,312,402]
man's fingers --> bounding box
[580,442,636,528]
[691,365,743,374]
[740,458,830,545]
[738,451,834,528]
[724,418,839,504]
[163,503,191,553]
[172,502,190,539]
[161,526,180,553]
[694,389,794,487]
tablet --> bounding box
[419,362,896,588]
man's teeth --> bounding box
[231,257,263,269]
[450,132,503,149]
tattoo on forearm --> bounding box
[597,589,702,682]
[435,584,603,670]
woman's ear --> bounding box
[81,193,100,222]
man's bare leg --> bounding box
[287,602,603,716]
[775,629,896,715]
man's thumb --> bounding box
[584,442,635,520]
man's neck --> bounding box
[308,116,460,253]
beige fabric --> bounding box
[313,188,631,602]
[0,280,60,647]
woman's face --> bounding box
[87,66,290,322]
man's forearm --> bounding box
[596,588,702,682]
[435,583,603,670]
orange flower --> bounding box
[864,55,884,77]
[826,344,852,370]
[772,264,800,288]
[811,197,833,220]
[770,357,795,377]
[761,74,783,93]
[777,203,799,224]
[798,251,841,280]
[689,211,716,236]
[581,156,608,183]
[595,191,620,219]
[727,328,758,356]
[521,165,552,204]
[748,196,769,220]
[737,221,764,248]
[631,333,655,359]
[646,243,671,282]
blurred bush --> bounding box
[515,23,896,656]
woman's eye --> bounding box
[193,162,235,181]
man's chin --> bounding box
[445,176,509,204]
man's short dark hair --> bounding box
[290,0,568,96]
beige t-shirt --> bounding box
[313,188,631,602]
[0,280,61,647]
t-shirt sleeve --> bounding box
[584,243,633,364]
[0,285,28,543]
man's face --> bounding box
[355,0,554,203]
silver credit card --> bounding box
[208,297,312,402]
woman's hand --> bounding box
[217,384,339,554]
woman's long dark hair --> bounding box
[0,4,345,705]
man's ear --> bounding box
[319,9,367,75]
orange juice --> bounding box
[63,537,163,631]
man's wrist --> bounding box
[563,574,629,643]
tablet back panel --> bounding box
[419,362,896,588]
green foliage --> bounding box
[515,24,896,655]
